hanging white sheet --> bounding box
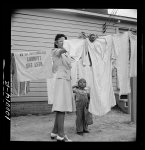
[129,31,137,77]
[112,32,131,95]
[86,36,117,116]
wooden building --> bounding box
[11,9,137,116]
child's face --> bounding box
[78,79,86,89]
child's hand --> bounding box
[72,85,77,89]
[72,86,77,93]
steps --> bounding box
[114,92,130,114]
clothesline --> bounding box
[118,27,137,34]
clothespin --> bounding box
[78,32,88,39]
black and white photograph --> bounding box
[3,9,140,142]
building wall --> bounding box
[11,9,137,115]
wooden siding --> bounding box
[11,101,53,116]
[11,9,137,102]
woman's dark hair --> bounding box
[54,34,67,48]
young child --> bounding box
[72,78,92,136]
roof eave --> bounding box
[52,9,137,23]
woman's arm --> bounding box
[52,47,67,57]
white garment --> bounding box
[63,39,86,61]
[14,50,53,82]
[112,32,131,95]
[72,59,92,88]
[86,36,116,116]
[63,39,91,86]
[129,31,137,77]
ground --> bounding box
[10,106,136,142]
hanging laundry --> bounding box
[19,81,30,95]
[129,31,137,77]
[63,39,92,86]
[14,50,53,82]
[47,37,117,116]
[11,53,30,96]
[63,39,84,86]
[73,58,92,88]
[63,39,87,61]
[86,35,117,116]
[112,32,131,95]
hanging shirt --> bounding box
[112,32,131,95]
[129,31,137,77]
[14,50,53,82]
[86,36,117,116]
[63,39,87,86]
[11,53,30,96]
[63,39,91,87]
[63,39,86,61]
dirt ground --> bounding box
[10,106,136,142]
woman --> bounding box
[50,34,76,142]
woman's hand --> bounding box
[59,46,67,55]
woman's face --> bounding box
[56,37,65,48]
